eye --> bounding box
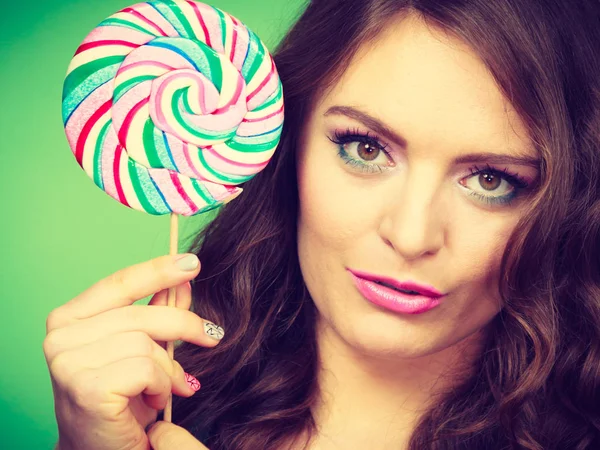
[459,164,530,206]
[460,171,512,196]
[343,140,390,164]
[328,128,394,173]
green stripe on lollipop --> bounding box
[214,7,227,50]
[196,150,253,184]
[251,80,283,112]
[155,129,179,171]
[241,30,262,80]
[63,56,124,103]
[227,126,283,152]
[63,65,121,124]
[190,177,212,204]
[149,0,197,40]
[181,88,195,113]
[244,35,265,82]
[128,159,160,214]
[93,120,111,190]
[143,119,164,168]
[171,91,236,140]
[113,75,158,104]
[63,0,285,217]
[199,41,223,90]
[147,38,223,91]
[99,18,156,36]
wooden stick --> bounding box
[163,212,179,423]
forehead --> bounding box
[317,15,531,155]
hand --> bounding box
[147,421,210,449]
[44,254,223,450]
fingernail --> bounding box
[204,321,225,341]
[185,372,201,392]
[175,254,199,271]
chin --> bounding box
[339,317,446,360]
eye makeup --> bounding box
[460,163,530,206]
[328,127,395,174]
[327,127,533,207]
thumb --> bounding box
[146,421,210,450]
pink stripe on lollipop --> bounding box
[154,72,213,116]
[182,142,210,180]
[190,2,222,53]
[117,97,150,147]
[63,1,284,216]
[120,59,174,72]
[75,99,112,165]
[149,169,193,215]
[202,181,242,201]
[123,7,168,36]
[115,60,175,80]
[119,45,197,72]
[213,76,244,114]
[170,171,197,212]
[80,25,153,47]
[247,58,275,103]
[228,16,250,72]
[113,144,129,207]
[163,134,212,182]
[229,17,238,63]
[100,125,119,201]
[236,108,284,137]
[75,40,138,55]
[242,103,284,123]
[188,0,212,47]
[206,146,268,169]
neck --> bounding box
[307,314,485,449]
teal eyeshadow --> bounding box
[336,143,520,205]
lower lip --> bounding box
[349,273,443,314]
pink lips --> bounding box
[348,269,446,314]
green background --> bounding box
[0,0,305,447]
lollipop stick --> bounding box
[163,212,179,423]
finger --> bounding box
[147,421,210,450]
[148,282,193,350]
[49,331,194,399]
[46,254,201,332]
[44,306,223,363]
[142,360,199,411]
[148,281,192,310]
[68,357,176,416]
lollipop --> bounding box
[60,0,284,423]
[62,0,284,216]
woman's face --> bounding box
[296,16,539,362]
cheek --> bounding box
[455,223,515,310]
[297,145,372,247]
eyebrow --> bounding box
[324,105,540,169]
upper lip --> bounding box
[348,269,446,298]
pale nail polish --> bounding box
[204,321,225,340]
[175,254,199,271]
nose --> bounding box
[378,168,446,260]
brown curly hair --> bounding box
[170,1,600,448]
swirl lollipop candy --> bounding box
[62,0,284,216]
[60,0,284,423]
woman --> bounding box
[44,0,600,449]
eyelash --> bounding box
[328,128,393,172]
[328,127,530,207]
